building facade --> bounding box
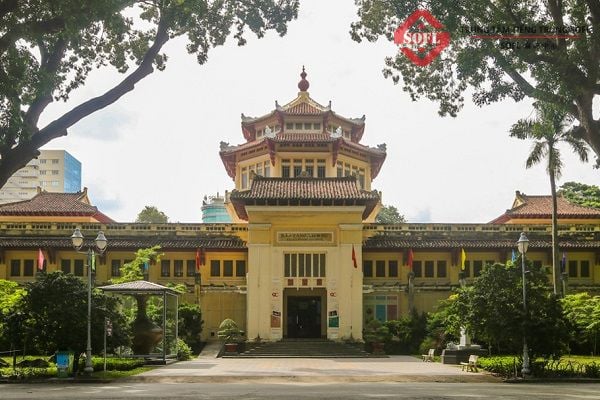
[0,71,599,343]
[0,150,82,204]
[202,193,232,223]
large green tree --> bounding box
[351,1,600,165]
[562,292,600,355]
[0,0,299,188]
[559,181,600,209]
[375,204,406,223]
[448,261,568,358]
[21,272,128,375]
[0,279,26,351]
[510,102,588,296]
[136,206,169,224]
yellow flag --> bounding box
[460,248,466,270]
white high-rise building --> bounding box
[0,150,82,204]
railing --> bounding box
[0,349,23,369]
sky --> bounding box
[40,0,598,223]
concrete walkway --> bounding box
[127,343,499,383]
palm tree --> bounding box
[510,102,589,296]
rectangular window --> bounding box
[40,170,47,175]
[161,260,170,277]
[336,161,343,178]
[51,159,59,164]
[236,260,246,277]
[413,261,422,278]
[52,170,59,175]
[424,261,434,278]
[313,123,321,130]
[61,259,71,274]
[362,261,372,278]
[305,160,314,177]
[388,261,398,277]
[111,260,121,277]
[295,123,302,130]
[304,123,312,130]
[285,253,325,278]
[23,260,34,276]
[256,162,263,177]
[317,160,326,178]
[284,254,291,277]
[358,170,365,189]
[187,260,196,276]
[291,254,297,277]
[10,260,20,276]
[293,159,302,177]
[286,122,293,130]
[298,254,305,277]
[40,159,47,164]
[568,260,578,278]
[473,260,483,277]
[264,161,271,177]
[223,260,233,277]
[463,260,470,277]
[174,260,184,277]
[437,261,447,278]
[376,260,385,277]
[241,167,248,189]
[74,259,84,276]
[344,163,351,177]
[581,261,590,278]
[210,260,220,277]
[282,159,290,178]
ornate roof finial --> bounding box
[298,66,309,92]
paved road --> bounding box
[2,382,600,399]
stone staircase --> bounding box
[226,339,382,358]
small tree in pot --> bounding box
[363,319,391,355]
[217,318,244,354]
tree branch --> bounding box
[23,39,67,132]
[31,17,170,150]
[0,17,65,56]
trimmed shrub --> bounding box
[177,338,193,361]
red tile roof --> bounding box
[284,102,324,115]
[231,176,379,201]
[490,191,600,223]
[272,132,334,142]
[0,189,114,223]
[229,176,380,220]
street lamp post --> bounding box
[517,232,530,377]
[71,228,107,375]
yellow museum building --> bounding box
[1,70,600,342]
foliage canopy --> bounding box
[375,204,406,223]
[559,181,600,209]
[136,206,169,223]
[351,1,600,164]
[0,0,299,188]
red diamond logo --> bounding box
[394,10,450,67]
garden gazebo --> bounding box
[99,280,179,364]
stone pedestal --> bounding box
[441,347,487,364]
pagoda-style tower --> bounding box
[219,69,387,341]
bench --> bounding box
[460,355,479,372]
[421,348,435,362]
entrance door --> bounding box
[286,296,321,338]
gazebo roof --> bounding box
[98,280,180,295]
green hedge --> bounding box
[479,356,600,379]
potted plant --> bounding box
[217,318,244,354]
[363,319,390,355]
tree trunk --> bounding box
[550,169,560,296]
